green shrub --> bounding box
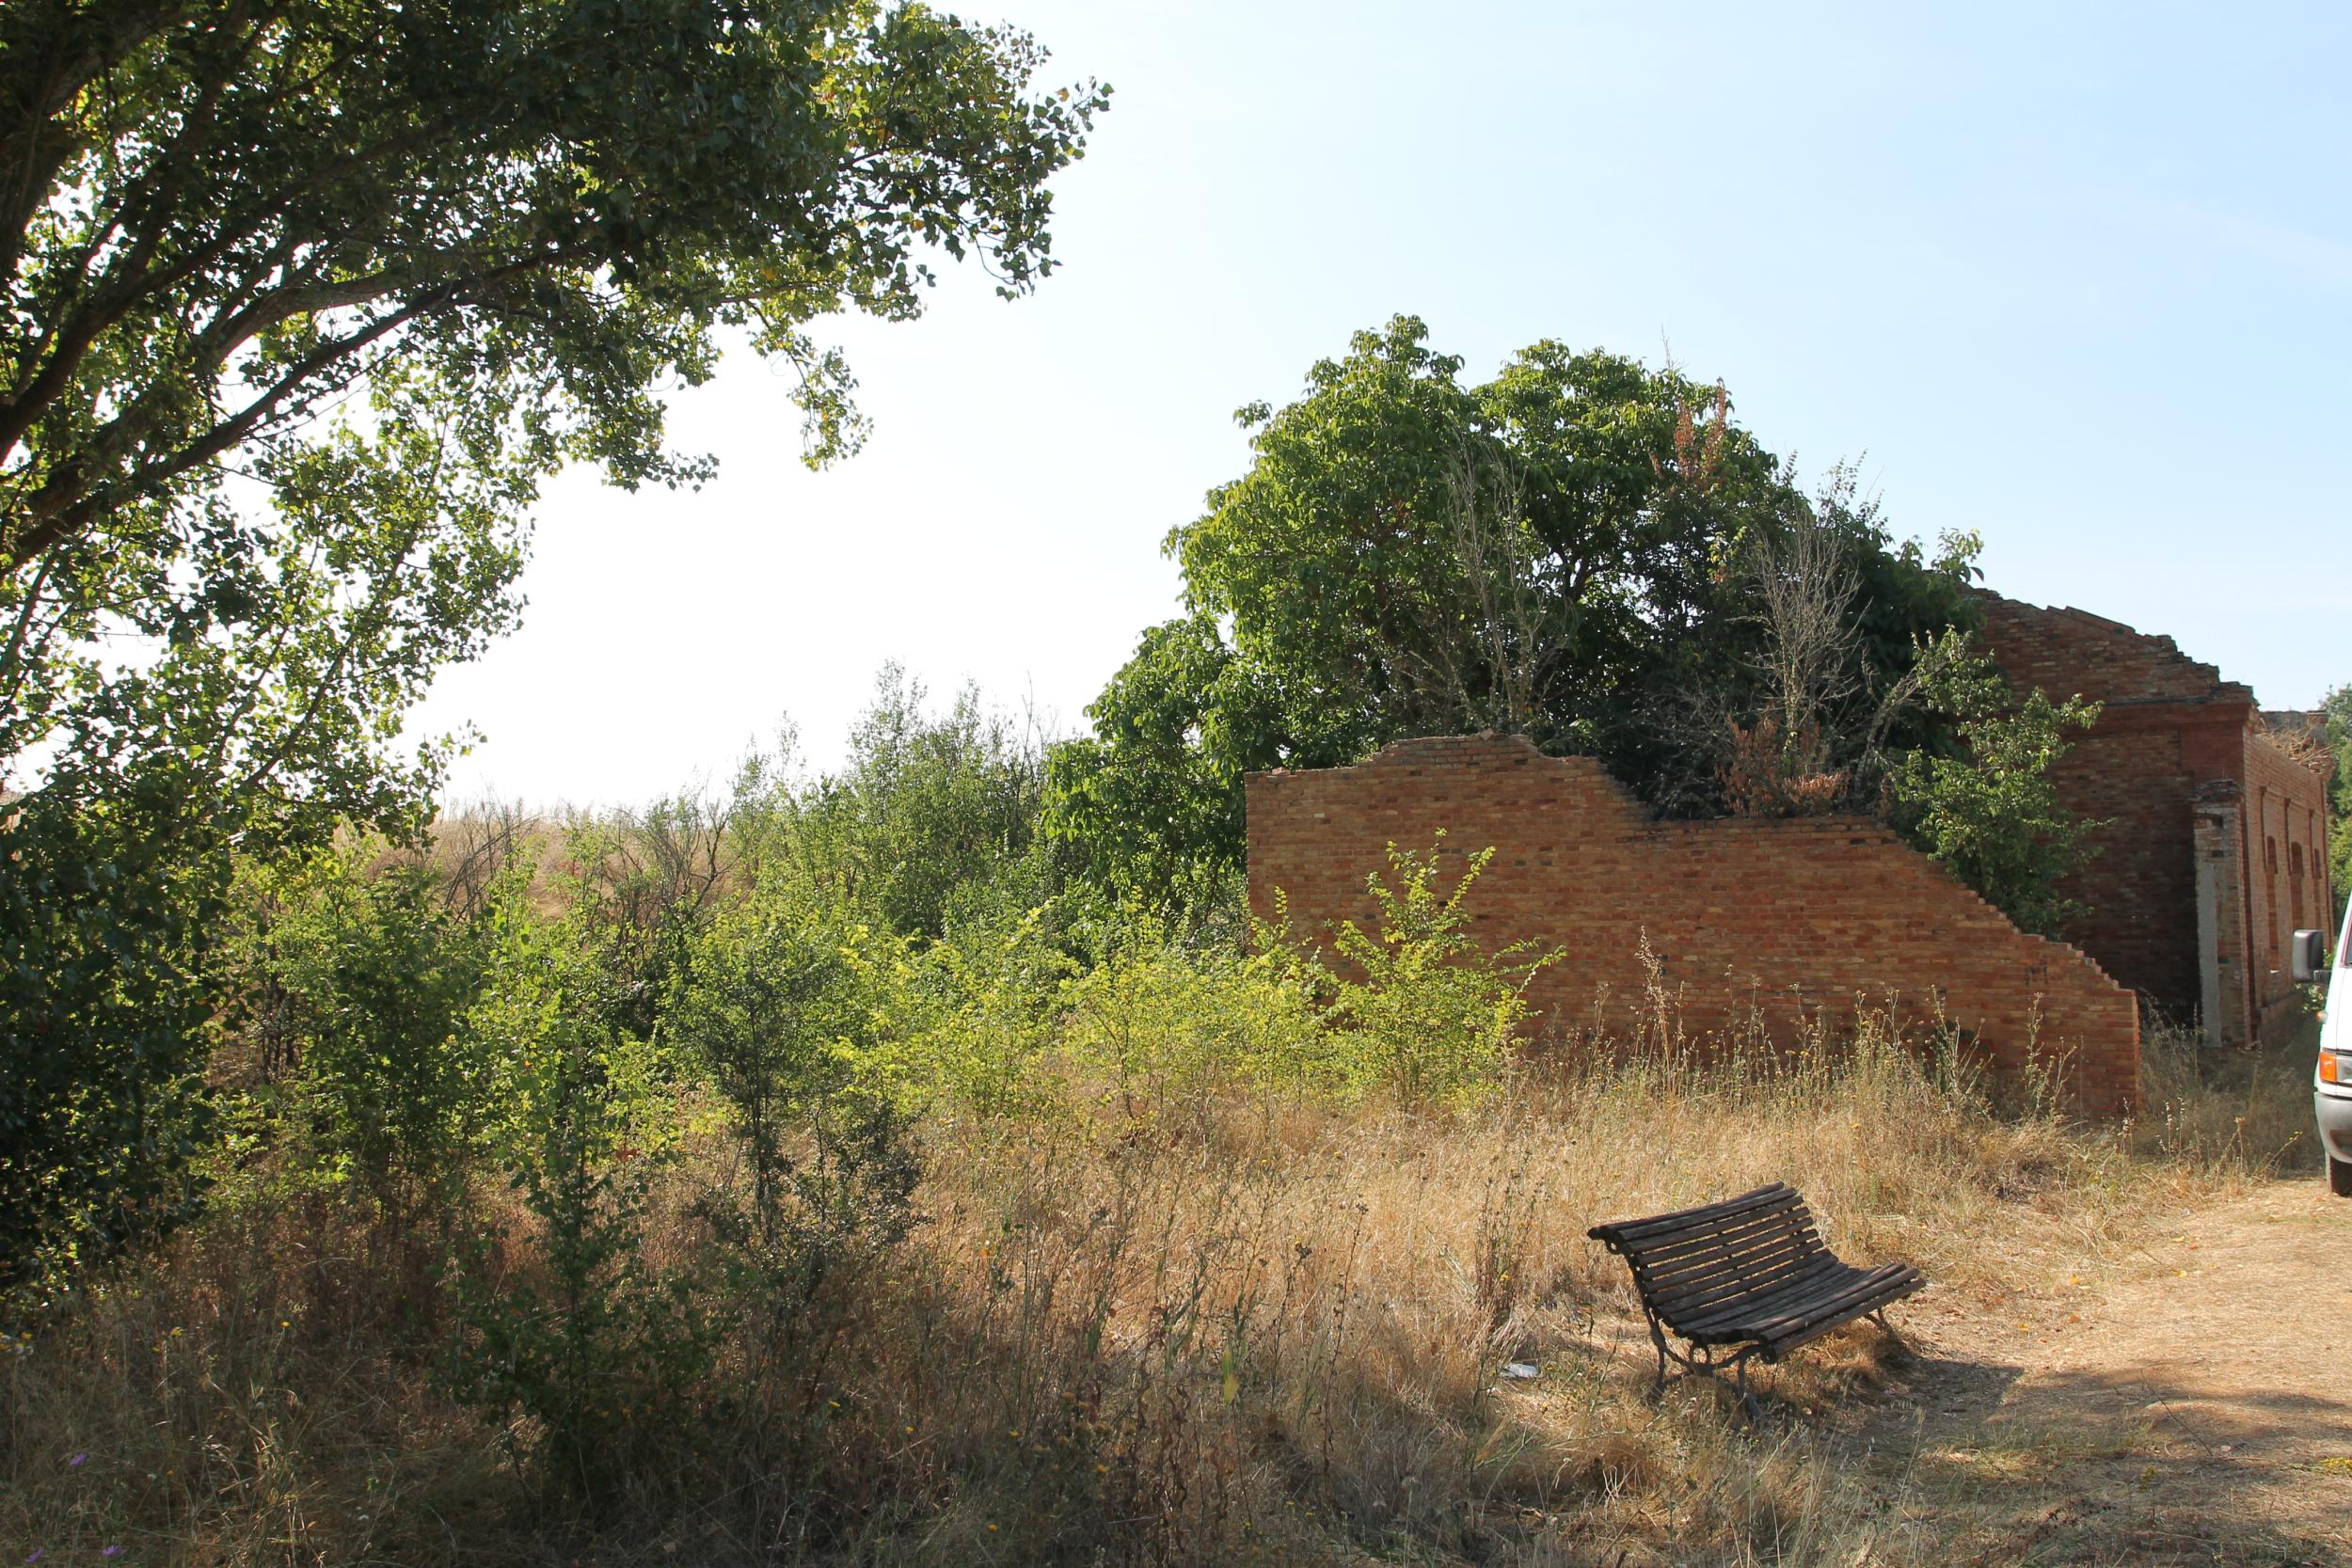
[0,784,228,1301]
[443,903,711,1504]
[1887,637,2101,936]
[556,790,738,1039]
[903,897,1076,1117]
[227,849,497,1215]
[1319,838,1556,1108]
[780,666,1055,940]
[1060,922,1330,1124]
[664,879,920,1275]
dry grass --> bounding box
[2,1010,2316,1567]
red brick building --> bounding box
[1247,734,2142,1116]
[1974,594,2336,1045]
[1243,597,2331,1114]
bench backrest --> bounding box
[1587,1183,1832,1332]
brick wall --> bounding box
[1974,594,2243,707]
[2042,729,2200,1016]
[1970,594,2248,1021]
[1248,734,2141,1116]
[1973,591,2332,1039]
[2244,730,2334,1035]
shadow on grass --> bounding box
[1841,1351,2352,1568]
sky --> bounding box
[408,1,2352,809]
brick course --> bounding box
[1248,734,2141,1117]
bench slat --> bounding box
[1640,1228,1820,1292]
[1622,1203,1791,1245]
[1650,1250,1842,1323]
[1688,1263,1923,1347]
[1634,1214,1820,1280]
[1629,1236,1818,1298]
[1588,1183,1797,1246]
[1749,1271,1926,1359]
[1632,1213,1821,1276]
[1613,1197,1803,1254]
[1745,1262,1924,1335]
[1621,1206,1817,1271]
[1677,1262,1877,1338]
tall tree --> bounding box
[0,0,1104,1289]
[4,0,1104,821]
[1171,317,1794,759]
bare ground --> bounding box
[1824,1176,2352,1566]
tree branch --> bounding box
[5,245,580,574]
[0,0,199,284]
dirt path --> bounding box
[1849,1177,2352,1565]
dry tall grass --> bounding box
[3,1009,2317,1567]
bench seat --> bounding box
[1589,1183,1925,1418]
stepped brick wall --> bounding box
[1974,593,2333,1040]
[1248,734,2141,1117]
[1972,597,2242,708]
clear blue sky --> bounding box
[411,1,2351,808]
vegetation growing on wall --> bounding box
[1885,640,2103,937]
[1043,316,2092,931]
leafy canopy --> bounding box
[2322,684,2352,915]
[1048,316,1979,904]
[4,0,1105,827]
[0,0,1103,1290]
[1174,316,1791,756]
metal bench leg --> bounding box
[1643,1310,1766,1422]
[1731,1349,1763,1424]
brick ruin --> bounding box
[1244,596,2335,1116]
[1974,593,2336,1045]
[1248,734,2142,1117]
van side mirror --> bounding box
[2291,928,2327,983]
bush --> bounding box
[1887,637,2101,935]
[0,785,228,1301]
[664,878,921,1292]
[1060,918,1330,1126]
[225,848,497,1216]
[787,666,1055,939]
[556,787,739,1038]
[898,896,1075,1118]
[1318,837,1556,1107]
[442,902,712,1504]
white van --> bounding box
[2296,908,2352,1197]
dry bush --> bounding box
[2133,1012,2323,1178]
[3,1002,2312,1567]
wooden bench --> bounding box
[1587,1182,1925,1419]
